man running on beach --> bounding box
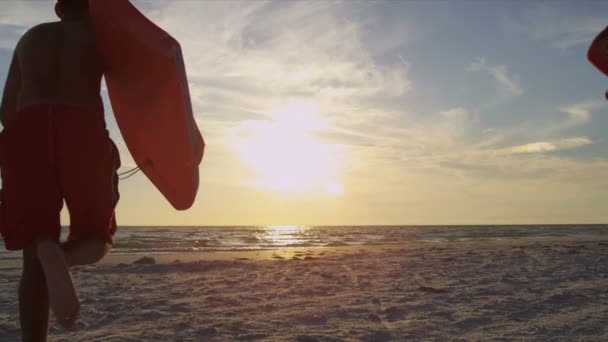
[0,0,120,340]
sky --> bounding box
[0,0,607,226]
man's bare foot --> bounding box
[36,239,80,330]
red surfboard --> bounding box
[89,0,204,210]
[588,26,608,77]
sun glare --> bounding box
[234,100,344,196]
[324,182,345,196]
[263,225,308,246]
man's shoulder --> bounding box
[24,22,62,36]
[16,22,61,50]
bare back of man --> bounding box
[17,18,103,115]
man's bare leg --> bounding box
[60,236,111,267]
[35,239,79,330]
[19,246,51,342]
[19,236,110,335]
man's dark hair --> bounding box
[57,0,89,16]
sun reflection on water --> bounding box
[263,225,309,246]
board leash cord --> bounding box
[118,167,141,180]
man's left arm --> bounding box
[0,51,21,127]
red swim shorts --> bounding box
[0,104,120,251]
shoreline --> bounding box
[1,235,608,268]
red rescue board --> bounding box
[588,26,608,77]
[89,0,204,210]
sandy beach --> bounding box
[1,238,608,341]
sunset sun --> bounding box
[234,100,344,196]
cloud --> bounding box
[135,1,413,139]
[498,137,593,155]
[467,57,523,97]
[130,0,412,142]
[558,100,601,125]
[535,99,605,137]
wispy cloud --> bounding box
[536,99,606,137]
[498,137,593,155]
[559,100,601,125]
[467,57,523,97]
[140,0,410,127]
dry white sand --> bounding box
[1,237,608,341]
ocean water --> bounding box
[1,225,607,259]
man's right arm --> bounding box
[0,50,22,127]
